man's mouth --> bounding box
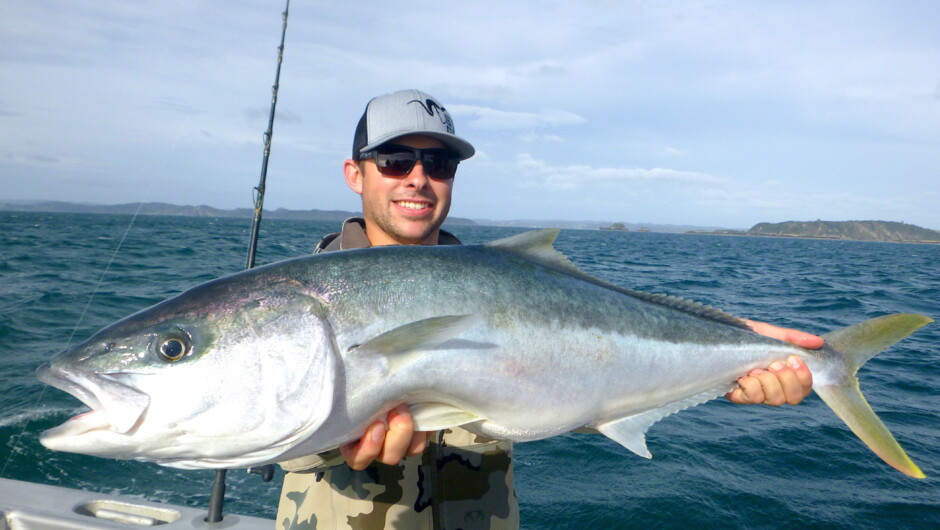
[395,200,432,211]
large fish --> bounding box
[37,230,929,477]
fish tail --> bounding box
[814,313,932,478]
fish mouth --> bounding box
[36,363,150,440]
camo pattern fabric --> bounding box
[276,428,518,529]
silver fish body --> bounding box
[37,230,930,477]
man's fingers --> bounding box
[754,369,786,406]
[729,371,766,404]
[768,360,804,405]
[377,405,416,466]
[728,356,814,406]
[787,355,813,398]
[341,421,387,470]
[408,431,432,456]
[340,406,433,470]
[743,319,825,350]
[783,329,825,350]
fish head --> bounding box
[37,273,338,469]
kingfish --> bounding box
[37,230,930,477]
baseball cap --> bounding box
[352,89,475,161]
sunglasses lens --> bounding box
[375,151,416,176]
[373,147,459,179]
[421,151,458,180]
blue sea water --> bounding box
[1,211,938,528]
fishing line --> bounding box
[1,196,154,478]
[5,2,292,520]
[2,71,194,480]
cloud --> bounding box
[519,131,565,143]
[663,147,689,157]
[2,1,937,228]
[448,105,586,130]
[4,153,65,166]
[515,60,567,78]
[693,183,940,229]
[242,107,303,125]
[514,153,728,190]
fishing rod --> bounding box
[245,0,290,271]
[207,0,290,523]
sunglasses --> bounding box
[359,145,460,180]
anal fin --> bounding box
[595,385,731,458]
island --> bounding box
[689,220,940,244]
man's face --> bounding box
[345,135,455,246]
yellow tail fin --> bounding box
[816,313,932,478]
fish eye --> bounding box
[157,335,191,362]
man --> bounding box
[276,89,818,529]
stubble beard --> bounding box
[371,205,446,245]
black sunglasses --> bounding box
[359,145,460,180]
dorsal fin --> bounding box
[616,289,749,329]
[486,229,749,330]
[485,229,583,276]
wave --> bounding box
[0,405,85,429]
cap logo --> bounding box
[408,98,455,134]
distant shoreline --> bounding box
[689,231,940,245]
[686,225,940,245]
[3,202,937,242]
[0,201,720,233]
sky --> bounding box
[1,0,938,229]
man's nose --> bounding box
[403,160,431,186]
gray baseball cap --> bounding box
[352,89,475,160]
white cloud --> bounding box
[519,132,565,144]
[514,153,728,190]
[663,147,689,158]
[2,1,938,228]
[448,105,586,130]
[694,184,940,229]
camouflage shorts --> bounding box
[276,428,519,530]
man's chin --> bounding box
[394,231,438,245]
[389,221,440,245]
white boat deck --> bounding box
[0,478,272,529]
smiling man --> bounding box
[345,134,456,246]
[275,89,819,530]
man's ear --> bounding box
[343,159,364,194]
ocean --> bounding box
[1,211,938,528]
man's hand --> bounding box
[725,319,821,406]
[339,404,430,470]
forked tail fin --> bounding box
[815,313,932,478]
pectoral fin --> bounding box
[349,314,481,372]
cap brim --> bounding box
[361,131,475,161]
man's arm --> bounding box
[342,320,823,468]
[725,319,819,406]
